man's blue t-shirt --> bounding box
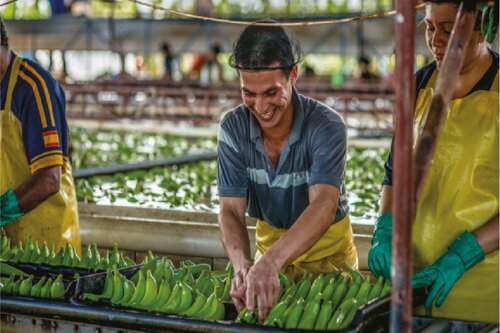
[217,88,349,229]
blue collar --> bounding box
[249,87,304,146]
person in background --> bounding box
[368,0,498,323]
[190,43,224,82]
[217,22,357,321]
[357,55,379,83]
[161,42,174,80]
[0,18,81,254]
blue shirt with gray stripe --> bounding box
[217,89,349,229]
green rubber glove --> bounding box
[0,189,24,227]
[412,230,485,309]
[368,213,393,280]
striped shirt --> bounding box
[217,88,348,229]
[0,52,69,173]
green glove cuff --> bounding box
[448,230,485,271]
[0,189,23,227]
[374,212,393,233]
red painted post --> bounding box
[391,0,416,332]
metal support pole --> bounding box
[414,2,478,199]
[391,1,416,332]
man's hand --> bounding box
[230,265,250,312]
[412,230,485,309]
[244,257,280,322]
[368,213,393,280]
[0,189,24,226]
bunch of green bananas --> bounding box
[0,273,66,299]
[0,233,136,271]
[235,265,392,330]
[82,256,233,321]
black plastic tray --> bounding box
[1,261,107,280]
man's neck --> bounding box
[0,47,12,82]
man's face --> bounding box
[239,64,297,130]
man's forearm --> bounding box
[15,166,61,214]
[473,215,499,254]
[219,210,253,272]
[263,193,337,271]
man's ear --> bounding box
[290,64,299,85]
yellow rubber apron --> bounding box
[412,70,499,323]
[255,215,358,280]
[1,56,81,255]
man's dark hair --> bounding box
[1,17,8,49]
[161,42,170,52]
[229,20,303,78]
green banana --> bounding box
[158,280,182,314]
[220,274,232,302]
[211,276,223,299]
[110,243,120,267]
[149,278,171,310]
[19,237,33,263]
[110,266,124,304]
[195,287,218,319]
[49,247,64,266]
[176,281,194,313]
[50,274,65,298]
[314,300,333,330]
[1,274,15,294]
[263,294,293,326]
[153,257,166,282]
[173,267,188,282]
[182,269,195,287]
[241,308,257,324]
[368,275,384,301]
[194,270,210,294]
[235,307,249,323]
[0,239,13,261]
[278,272,293,291]
[189,263,211,277]
[297,297,320,330]
[79,244,92,268]
[0,262,28,277]
[11,278,21,295]
[18,275,34,296]
[344,279,362,300]
[323,269,342,285]
[29,240,41,263]
[126,270,146,306]
[11,241,24,262]
[380,279,391,297]
[327,297,360,330]
[321,277,336,301]
[281,280,299,302]
[117,279,135,306]
[330,276,349,311]
[139,270,158,307]
[206,294,225,321]
[284,298,305,329]
[356,279,372,305]
[344,261,365,284]
[37,241,51,264]
[90,243,101,269]
[293,273,313,302]
[180,289,206,317]
[30,276,46,297]
[40,278,52,298]
[306,274,325,302]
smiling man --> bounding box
[216,22,358,321]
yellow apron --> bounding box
[1,56,81,255]
[412,69,499,323]
[255,215,358,280]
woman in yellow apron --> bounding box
[368,1,498,323]
[0,20,80,255]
